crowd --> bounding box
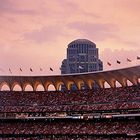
[0,101,140,113]
[0,137,138,139]
[0,86,140,112]
[0,86,140,105]
[0,120,139,135]
[0,86,140,139]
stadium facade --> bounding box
[0,65,139,91]
[61,39,103,74]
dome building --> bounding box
[61,39,103,74]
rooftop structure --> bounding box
[0,65,139,91]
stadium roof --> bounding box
[0,65,140,91]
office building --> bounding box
[61,39,103,74]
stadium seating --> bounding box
[0,85,140,139]
[0,120,140,135]
[0,85,140,112]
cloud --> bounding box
[68,22,118,41]
[0,0,36,15]
[118,40,140,48]
[0,0,140,75]
[23,25,67,44]
[68,21,140,48]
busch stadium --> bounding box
[0,65,140,140]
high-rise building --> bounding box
[61,39,103,75]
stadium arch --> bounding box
[0,81,10,91]
[115,80,122,87]
[47,84,56,91]
[0,65,139,91]
[23,82,34,91]
[34,81,45,91]
[138,78,140,83]
[104,81,111,88]
[11,81,22,91]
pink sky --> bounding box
[0,0,140,75]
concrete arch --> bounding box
[47,84,56,91]
[117,78,125,87]
[11,82,22,91]
[122,77,135,86]
[132,76,139,85]
[55,81,65,91]
[0,82,10,91]
[45,81,56,91]
[103,78,115,88]
[23,82,34,91]
[67,81,78,91]
[98,79,105,88]
[74,80,84,90]
[35,84,45,91]
[77,77,90,90]
[0,65,139,91]
[138,77,140,84]
[104,81,111,88]
[126,80,133,86]
[87,79,94,89]
[115,80,122,87]
[34,81,45,91]
[109,78,116,88]
[65,77,81,90]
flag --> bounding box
[9,68,12,74]
[20,68,22,72]
[127,58,131,62]
[117,60,121,64]
[30,68,33,72]
[40,68,43,71]
[137,56,140,60]
[78,65,84,69]
[50,67,53,71]
[107,62,111,66]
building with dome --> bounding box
[61,39,103,75]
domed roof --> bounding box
[68,39,96,46]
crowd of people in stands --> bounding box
[0,85,139,112]
[0,121,139,135]
[0,86,140,139]
[0,137,139,140]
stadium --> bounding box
[0,65,139,139]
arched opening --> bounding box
[13,84,22,91]
[80,82,85,90]
[115,81,122,88]
[55,81,65,91]
[0,82,10,91]
[48,84,56,91]
[104,81,111,88]
[69,83,78,91]
[36,84,45,91]
[93,82,100,91]
[87,80,94,89]
[138,78,140,84]
[58,84,62,91]
[98,80,105,89]
[24,84,33,91]
[126,80,133,86]
[58,83,65,91]
[78,81,87,90]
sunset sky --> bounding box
[0,0,140,75]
